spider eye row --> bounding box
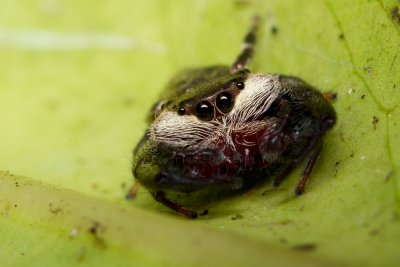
[177,81,244,121]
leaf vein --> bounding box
[326,0,400,205]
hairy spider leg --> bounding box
[273,140,323,194]
[295,141,323,195]
[154,191,198,219]
[231,16,260,72]
[125,182,140,199]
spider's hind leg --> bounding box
[294,141,323,195]
[231,16,260,72]
[273,140,323,195]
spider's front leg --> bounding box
[258,97,293,163]
[150,148,242,218]
[152,170,242,219]
[153,191,199,219]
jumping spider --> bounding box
[131,17,336,218]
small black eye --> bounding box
[216,92,234,113]
[236,81,245,90]
[195,101,214,121]
[177,106,186,115]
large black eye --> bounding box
[195,101,214,121]
[216,92,234,113]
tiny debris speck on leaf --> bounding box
[372,116,379,130]
[231,214,244,220]
[292,243,318,252]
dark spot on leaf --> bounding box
[363,65,373,74]
[234,0,252,6]
[49,203,62,214]
[334,161,340,176]
[372,116,379,130]
[89,222,99,235]
[338,33,345,40]
[271,25,279,35]
[360,94,366,99]
[385,170,394,182]
[279,237,288,244]
[88,221,107,248]
[292,243,317,252]
[231,214,243,220]
[391,6,400,24]
[369,228,380,236]
[262,189,272,196]
[278,219,293,225]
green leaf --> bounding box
[0,171,338,267]
[0,0,399,266]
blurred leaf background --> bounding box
[0,0,399,266]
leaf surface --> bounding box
[0,1,399,266]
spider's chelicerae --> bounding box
[131,17,336,218]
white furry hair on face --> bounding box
[149,73,284,149]
[227,74,284,124]
[149,111,222,148]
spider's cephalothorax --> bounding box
[131,17,336,218]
